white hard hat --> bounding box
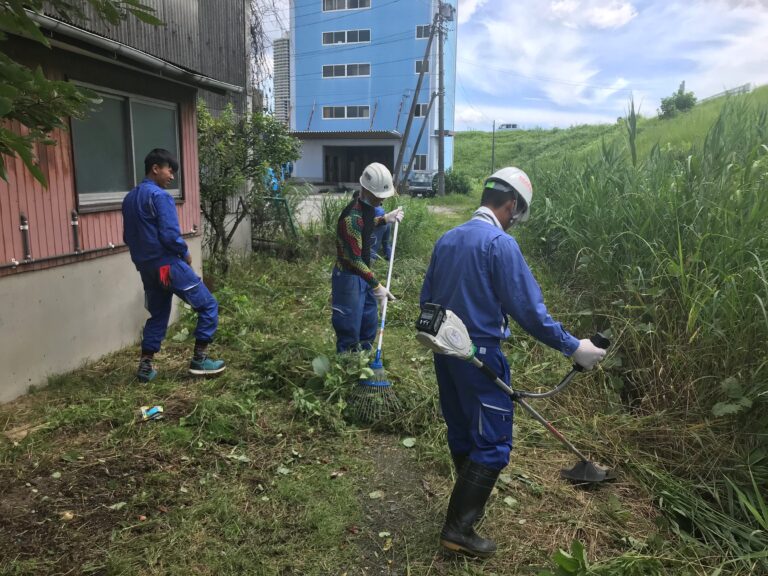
[359,162,395,198]
[484,167,533,222]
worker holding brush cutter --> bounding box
[420,166,606,558]
[332,162,404,353]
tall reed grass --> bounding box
[520,92,768,572]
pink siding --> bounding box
[0,100,200,275]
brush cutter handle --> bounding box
[517,333,610,399]
[469,356,592,463]
[572,333,611,373]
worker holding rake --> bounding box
[332,162,404,353]
[420,166,606,558]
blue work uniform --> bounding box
[371,206,392,261]
[122,179,218,353]
[420,214,579,470]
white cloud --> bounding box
[457,3,621,107]
[455,0,768,127]
[457,0,489,24]
[551,0,638,29]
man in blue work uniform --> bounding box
[420,167,606,558]
[123,149,225,382]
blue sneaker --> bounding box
[189,356,226,376]
[137,359,157,383]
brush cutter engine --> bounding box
[415,304,475,360]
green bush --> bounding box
[444,169,472,195]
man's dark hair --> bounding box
[481,180,518,209]
[144,148,179,175]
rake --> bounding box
[346,218,403,425]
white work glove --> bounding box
[383,207,404,224]
[372,283,396,305]
[571,338,607,371]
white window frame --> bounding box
[415,59,429,74]
[71,82,182,209]
[414,103,429,117]
[322,63,371,78]
[322,28,371,45]
[322,0,371,12]
[322,105,370,119]
[416,24,431,39]
[414,154,427,171]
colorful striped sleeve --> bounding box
[336,209,379,288]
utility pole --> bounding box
[402,92,438,188]
[436,1,454,196]
[491,119,496,173]
[393,11,439,190]
[437,2,445,196]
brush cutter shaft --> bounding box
[469,357,590,463]
[375,219,400,354]
[517,369,578,399]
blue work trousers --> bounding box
[331,266,378,353]
[139,260,218,353]
[434,346,514,470]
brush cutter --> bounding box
[346,218,403,424]
[415,303,615,484]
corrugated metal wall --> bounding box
[0,99,199,270]
[59,0,248,114]
[0,1,248,274]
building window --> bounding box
[322,63,371,78]
[70,87,180,208]
[415,59,429,74]
[322,105,370,119]
[414,103,429,117]
[323,29,371,44]
[414,154,427,171]
[416,24,431,39]
[323,0,370,11]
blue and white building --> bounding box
[286,0,457,186]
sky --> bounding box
[263,0,768,130]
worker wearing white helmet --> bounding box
[420,167,605,558]
[332,162,404,352]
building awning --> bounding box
[291,130,402,141]
[26,12,243,94]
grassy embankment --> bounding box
[455,85,768,574]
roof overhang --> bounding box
[291,130,402,141]
[25,12,243,95]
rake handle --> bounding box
[374,218,400,357]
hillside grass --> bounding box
[458,86,768,575]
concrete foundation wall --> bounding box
[0,237,203,403]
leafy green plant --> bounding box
[444,168,472,195]
[659,81,697,119]
[539,540,668,576]
[197,101,300,274]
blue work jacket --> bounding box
[122,179,189,271]
[420,218,579,355]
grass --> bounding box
[3,89,768,575]
[0,195,686,576]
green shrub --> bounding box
[444,169,472,195]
